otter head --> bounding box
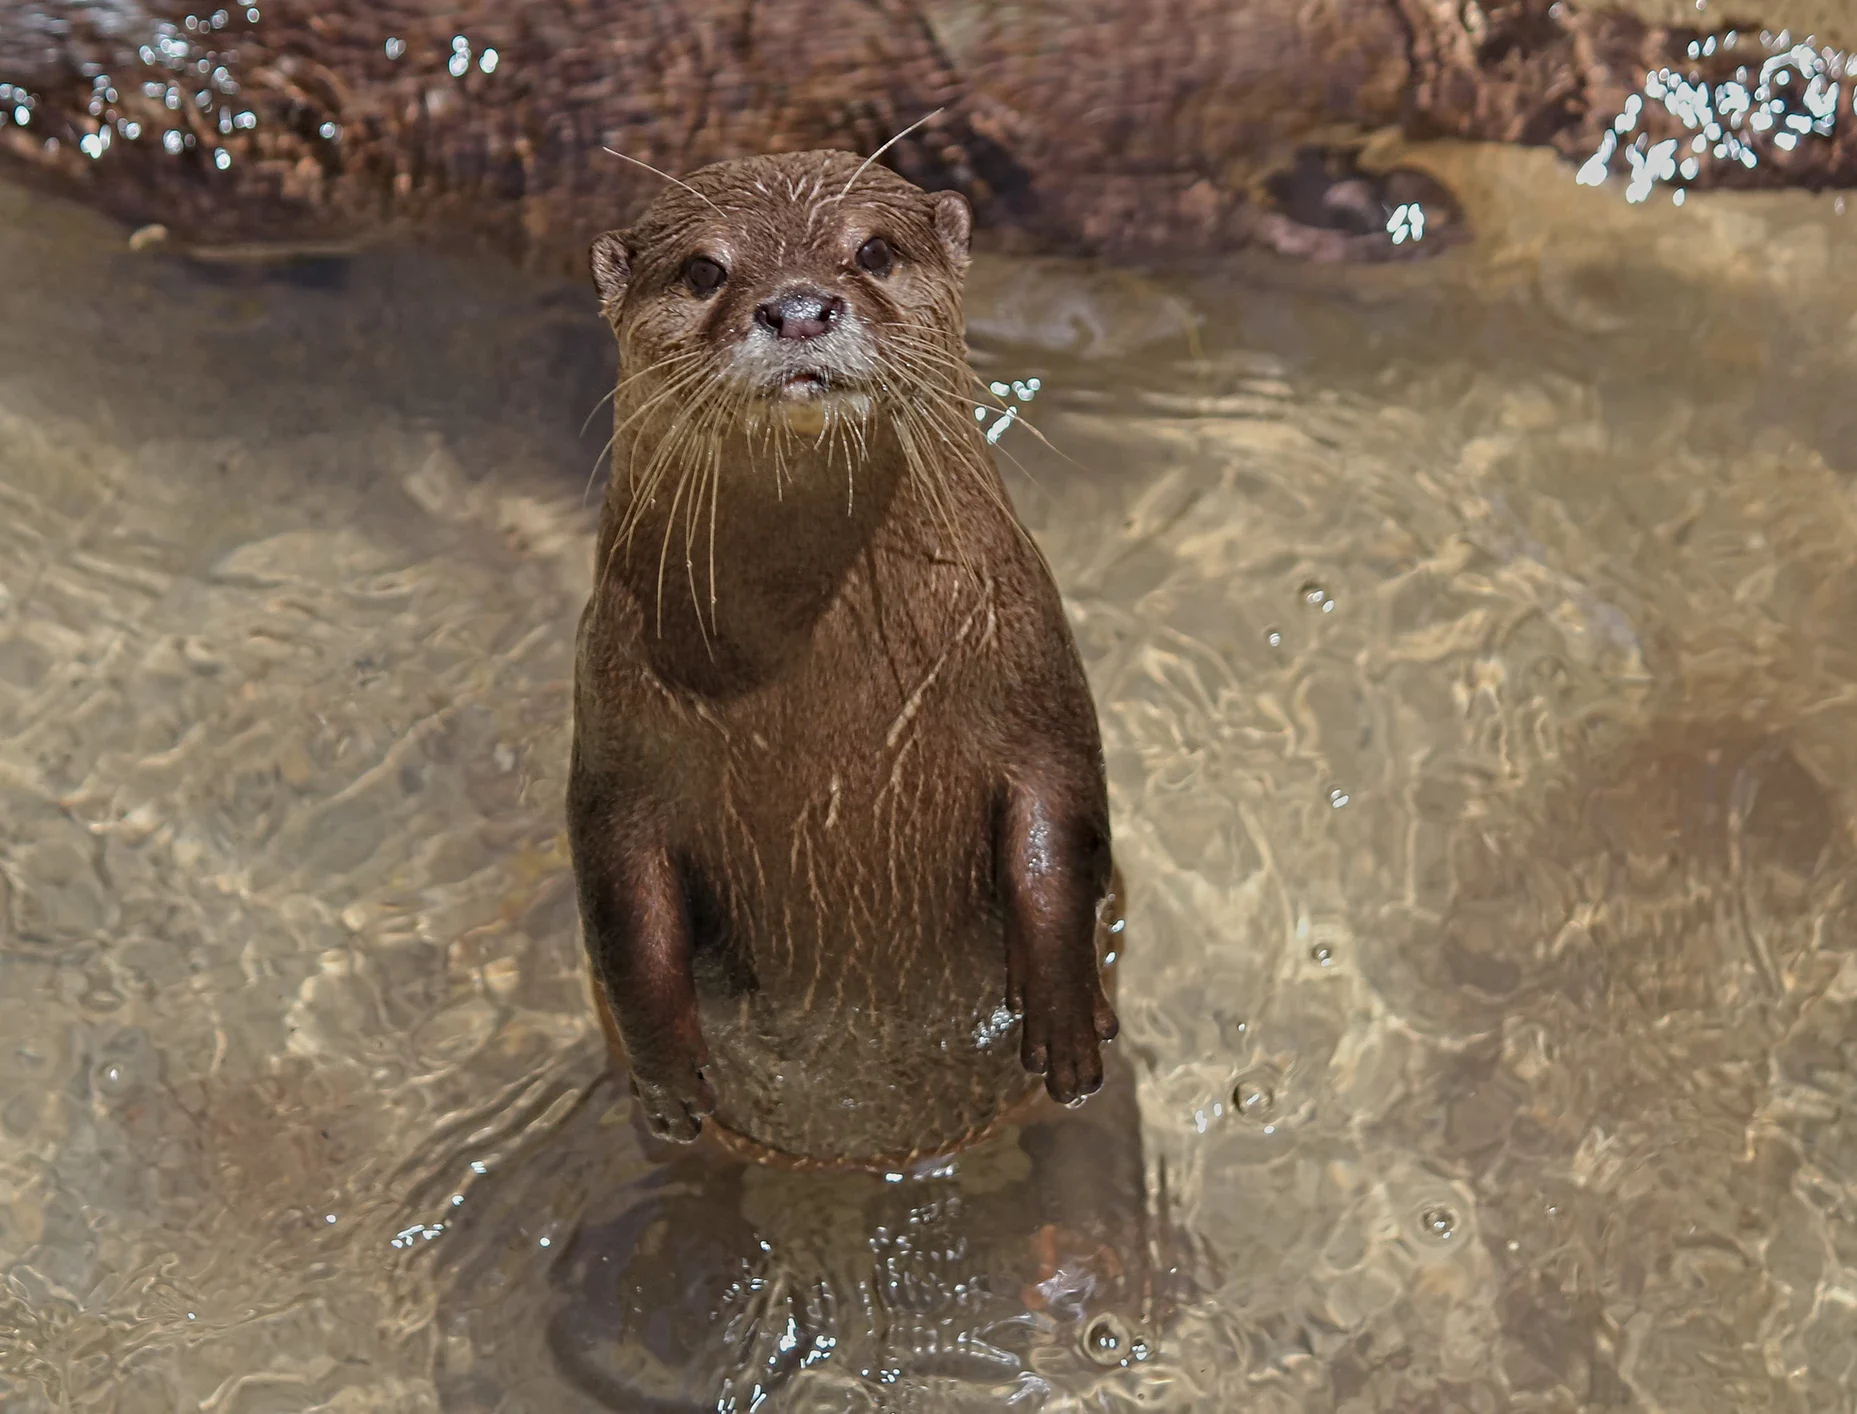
[588,150,974,436]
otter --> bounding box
[565,148,1118,1167]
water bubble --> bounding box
[1299,581,1338,613]
[1081,1313,1133,1366]
[1264,627,1282,648]
[1405,1195,1473,1253]
[1232,1077,1275,1117]
[92,1059,138,1101]
[1328,786,1350,808]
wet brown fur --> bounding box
[566,150,1117,1167]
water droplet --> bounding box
[1300,581,1326,607]
[538,1235,551,1247]
[1232,1076,1274,1116]
[1419,1204,1457,1241]
[1328,787,1350,808]
[1264,627,1282,648]
[1310,943,1334,966]
[1081,1313,1132,1366]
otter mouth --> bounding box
[773,370,833,400]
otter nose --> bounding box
[754,288,844,341]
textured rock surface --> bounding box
[1,1,1854,270]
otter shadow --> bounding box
[432,1051,1169,1411]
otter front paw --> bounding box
[1020,980,1118,1106]
[628,1063,717,1142]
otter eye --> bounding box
[855,236,894,278]
[683,255,727,296]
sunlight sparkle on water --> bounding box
[1577,29,1847,203]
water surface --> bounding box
[3,142,1857,1411]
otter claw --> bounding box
[1041,1039,1106,1106]
[1020,988,1114,1105]
[629,1067,716,1142]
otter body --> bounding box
[567,150,1116,1167]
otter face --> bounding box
[589,151,973,416]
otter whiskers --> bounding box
[834,108,946,202]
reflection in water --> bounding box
[4,140,1857,1410]
[432,1056,1165,1411]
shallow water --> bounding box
[4,142,1857,1412]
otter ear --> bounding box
[589,230,631,317]
[930,190,972,272]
